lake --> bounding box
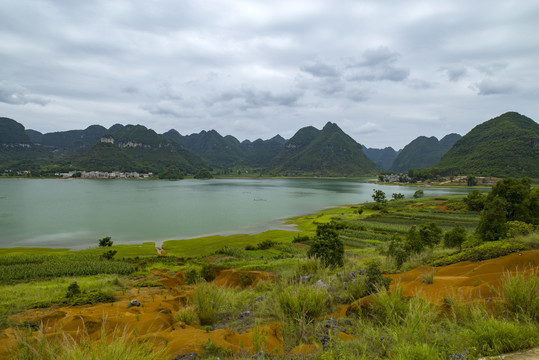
[0,178,475,249]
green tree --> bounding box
[419,222,443,248]
[391,193,405,200]
[365,261,392,294]
[488,178,533,223]
[307,223,344,267]
[372,189,387,209]
[102,249,117,260]
[443,225,467,250]
[386,234,410,269]
[98,236,113,247]
[413,189,424,198]
[405,225,423,254]
[467,176,477,186]
[194,168,213,179]
[476,196,508,241]
[158,165,184,180]
[463,190,486,211]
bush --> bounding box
[200,264,216,282]
[133,280,164,288]
[66,290,114,306]
[506,221,535,238]
[292,234,310,243]
[256,239,275,250]
[185,268,199,285]
[365,261,392,295]
[463,190,486,211]
[65,282,81,298]
[98,236,113,247]
[413,190,424,198]
[238,272,255,288]
[444,225,467,250]
[428,240,527,266]
[176,306,198,325]
[102,250,117,260]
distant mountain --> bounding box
[33,125,108,149]
[241,135,286,168]
[164,129,245,167]
[391,133,461,173]
[73,124,206,174]
[272,122,378,176]
[434,112,539,177]
[362,147,399,171]
[0,117,32,145]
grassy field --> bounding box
[1,193,538,359]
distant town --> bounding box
[56,171,153,179]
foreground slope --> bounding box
[434,112,539,177]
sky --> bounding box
[1,1,538,149]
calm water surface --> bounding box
[0,179,475,249]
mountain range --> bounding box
[1,112,537,178]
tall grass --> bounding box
[9,326,168,360]
[502,269,539,321]
[191,283,226,325]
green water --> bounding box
[0,178,474,249]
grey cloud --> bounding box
[122,86,139,94]
[208,88,303,109]
[345,47,410,82]
[476,63,507,76]
[0,81,50,106]
[299,61,340,78]
[471,79,517,95]
[444,67,468,82]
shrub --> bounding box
[256,239,275,250]
[368,285,408,325]
[413,190,424,198]
[65,282,81,298]
[444,225,467,250]
[502,270,539,321]
[428,240,527,266]
[199,264,215,282]
[307,223,344,268]
[176,307,198,325]
[292,234,310,243]
[463,190,486,211]
[192,283,226,325]
[238,272,255,288]
[102,250,117,260]
[419,222,442,248]
[365,261,392,295]
[506,221,535,238]
[133,280,164,288]
[386,234,410,269]
[98,236,113,247]
[419,271,434,285]
[66,290,114,306]
[185,268,199,285]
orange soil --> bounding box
[1,251,538,358]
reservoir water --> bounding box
[0,178,475,249]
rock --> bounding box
[321,334,330,349]
[130,299,141,307]
[172,352,198,360]
[210,323,227,331]
[298,274,312,282]
[252,351,267,359]
[311,279,328,289]
[238,311,251,320]
[255,295,266,302]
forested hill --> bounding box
[390,133,461,173]
[433,112,539,178]
[362,147,399,171]
[271,122,378,176]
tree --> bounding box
[372,189,387,209]
[405,225,423,254]
[365,261,392,294]
[463,190,486,211]
[413,190,424,198]
[158,165,184,180]
[419,222,443,248]
[488,178,533,223]
[194,168,213,179]
[467,176,477,186]
[307,223,344,267]
[444,225,467,250]
[392,193,405,200]
[386,234,410,269]
[102,249,117,260]
[98,236,113,247]
[476,196,508,241]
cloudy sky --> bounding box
[1,0,538,149]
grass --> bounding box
[502,269,539,321]
[162,230,297,257]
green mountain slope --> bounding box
[391,133,461,173]
[36,125,108,149]
[362,147,399,171]
[434,112,539,177]
[241,135,286,168]
[272,122,378,176]
[0,117,32,145]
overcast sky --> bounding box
[1,1,538,149]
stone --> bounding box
[130,299,141,307]
[238,311,251,320]
[172,352,198,360]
